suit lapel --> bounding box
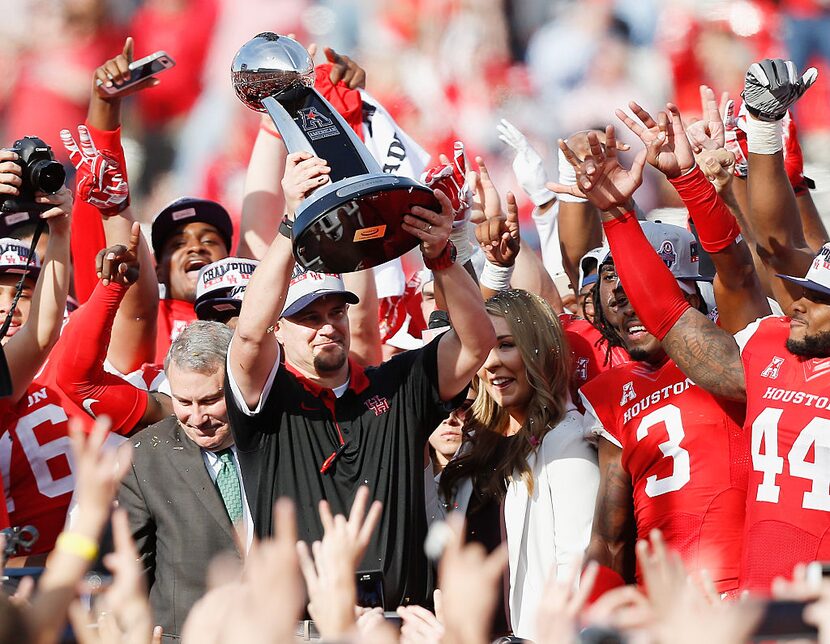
[164,424,238,547]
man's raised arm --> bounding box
[411,189,496,401]
[550,127,746,402]
[743,58,818,313]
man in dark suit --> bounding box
[119,321,251,637]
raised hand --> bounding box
[421,141,473,229]
[403,189,454,260]
[617,102,695,179]
[697,148,736,195]
[547,126,647,212]
[742,58,818,121]
[94,37,160,99]
[686,85,726,153]
[296,487,383,639]
[95,221,141,286]
[60,125,129,214]
[37,186,73,236]
[325,46,366,89]
[474,188,520,267]
[534,557,599,644]
[438,515,507,644]
[496,119,555,207]
[280,151,331,215]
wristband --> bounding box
[479,260,514,291]
[278,215,293,239]
[423,241,457,272]
[449,225,475,266]
[557,149,588,203]
[745,117,784,155]
[55,532,99,561]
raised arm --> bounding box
[65,37,160,371]
[742,59,818,312]
[551,127,747,401]
[618,96,770,333]
[228,152,320,408]
[4,189,72,403]
[406,189,496,401]
[55,226,172,435]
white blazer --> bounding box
[441,406,599,641]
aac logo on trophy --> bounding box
[231,32,439,273]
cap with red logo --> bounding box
[778,243,830,297]
[0,238,40,281]
[282,265,359,318]
[195,257,259,320]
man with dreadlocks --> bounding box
[548,96,772,594]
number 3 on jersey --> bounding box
[636,404,691,497]
[752,407,830,511]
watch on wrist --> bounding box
[278,215,293,239]
[423,240,457,271]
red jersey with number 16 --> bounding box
[580,357,749,592]
[737,316,830,593]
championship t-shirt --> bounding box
[580,357,749,592]
[225,338,458,608]
[737,316,830,592]
[155,299,197,363]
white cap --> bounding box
[778,243,830,297]
[0,238,40,279]
[194,257,259,320]
[282,265,359,318]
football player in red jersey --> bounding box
[554,58,825,594]
[549,92,773,592]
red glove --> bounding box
[421,141,472,229]
[60,125,129,215]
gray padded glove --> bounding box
[742,58,818,121]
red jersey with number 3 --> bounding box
[580,357,749,592]
[0,343,157,555]
[737,316,830,593]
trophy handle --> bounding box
[262,96,317,156]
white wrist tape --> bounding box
[479,260,514,291]
[449,225,475,266]
[745,116,784,155]
[557,148,588,203]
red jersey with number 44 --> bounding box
[580,357,749,592]
[737,316,830,593]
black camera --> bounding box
[0,136,65,213]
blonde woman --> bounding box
[440,289,599,640]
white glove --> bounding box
[496,118,555,207]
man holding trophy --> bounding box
[225,33,495,608]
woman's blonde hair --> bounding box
[440,289,571,501]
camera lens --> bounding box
[30,160,66,194]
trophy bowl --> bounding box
[231,32,441,273]
[231,32,314,111]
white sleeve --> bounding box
[532,201,564,279]
[579,390,622,449]
[733,315,773,355]
[544,414,600,579]
[225,338,281,416]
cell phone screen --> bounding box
[752,600,818,640]
[356,571,385,608]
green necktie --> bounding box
[215,449,243,524]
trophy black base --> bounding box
[292,174,440,273]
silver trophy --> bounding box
[232,32,439,273]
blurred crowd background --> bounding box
[1,0,828,247]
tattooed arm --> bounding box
[585,438,636,581]
[662,308,747,401]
